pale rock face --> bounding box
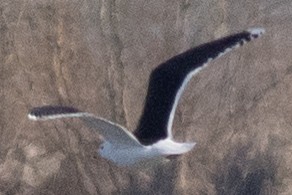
[0,0,291,194]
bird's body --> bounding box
[98,139,194,166]
[29,107,195,166]
[28,28,265,167]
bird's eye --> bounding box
[100,145,104,150]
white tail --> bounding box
[152,139,196,156]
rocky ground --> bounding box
[0,0,292,194]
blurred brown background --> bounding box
[0,0,291,194]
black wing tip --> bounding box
[28,105,80,120]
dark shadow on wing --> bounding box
[134,29,264,145]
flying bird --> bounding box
[28,28,265,167]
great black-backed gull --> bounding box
[28,28,265,167]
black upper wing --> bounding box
[29,106,80,119]
[134,28,264,145]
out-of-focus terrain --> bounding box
[0,0,291,194]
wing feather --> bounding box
[134,28,265,145]
[28,106,142,147]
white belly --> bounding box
[98,139,195,167]
[99,143,159,166]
